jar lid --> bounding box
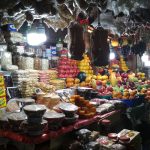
[108,133,118,139]
[101,119,111,125]
[119,136,130,142]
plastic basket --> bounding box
[120,97,143,107]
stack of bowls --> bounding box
[44,111,65,130]
[22,104,47,136]
[7,112,26,132]
[58,103,79,126]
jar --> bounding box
[51,56,58,68]
[119,136,130,144]
[1,52,12,68]
[21,53,26,70]
[108,133,118,142]
[41,57,49,70]
[34,55,41,70]
[18,54,23,69]
[21,53,34,70]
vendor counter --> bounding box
[0,110,119,150]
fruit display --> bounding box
[70,95,96,119]
[119,55,128,72]
[128,72,138,82]
[78,54,93,76]
[98,86,113,98]
[66,78,80,88]
[112,88,137,100]
[58,57,79,78]
[137,72,146,80]
[109,72,117,87]
[84,74,109,89]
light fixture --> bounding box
[109,47,116,60]
[26,20,47,46]
[111,39,119,47]
[87,25,94,33]
[141,52,150,67]
[109,52,115,60]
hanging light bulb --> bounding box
[26,20,47,46]
[109,46,116,60]
[141,52,150,67]
[109,52,115,60]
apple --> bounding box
[116,73,121,77]
[121,73,128,78]
[59,74,63,78]
[129,81,135,87]
[117,80,122,85]
[96,81,102,86]
[107,86,113,92]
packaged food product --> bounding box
[0,96,7,108]
[41,57,49,70]
[34,55,41,70]
[1,52,12,68]
[48,69,58,80]
[50,79,66,90]
[21,54,34,70]
[0,74,5,86]
[0,86,6,97]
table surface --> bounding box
[0,111,118,144]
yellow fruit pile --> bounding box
[120,55,128,72]
[78,54,93,76]
[66,78,80,88]
[137,72,145,80]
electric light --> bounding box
[109,52,115,60]
[141,52,150,67]
[26,20,47,46]
[27,33,47,46]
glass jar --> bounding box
[21,53,26,70]
[41,57,49,70]
[1,52,12,67]
[21,53,34,70]
[34,55,41,70]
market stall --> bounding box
[0,0,150,150]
